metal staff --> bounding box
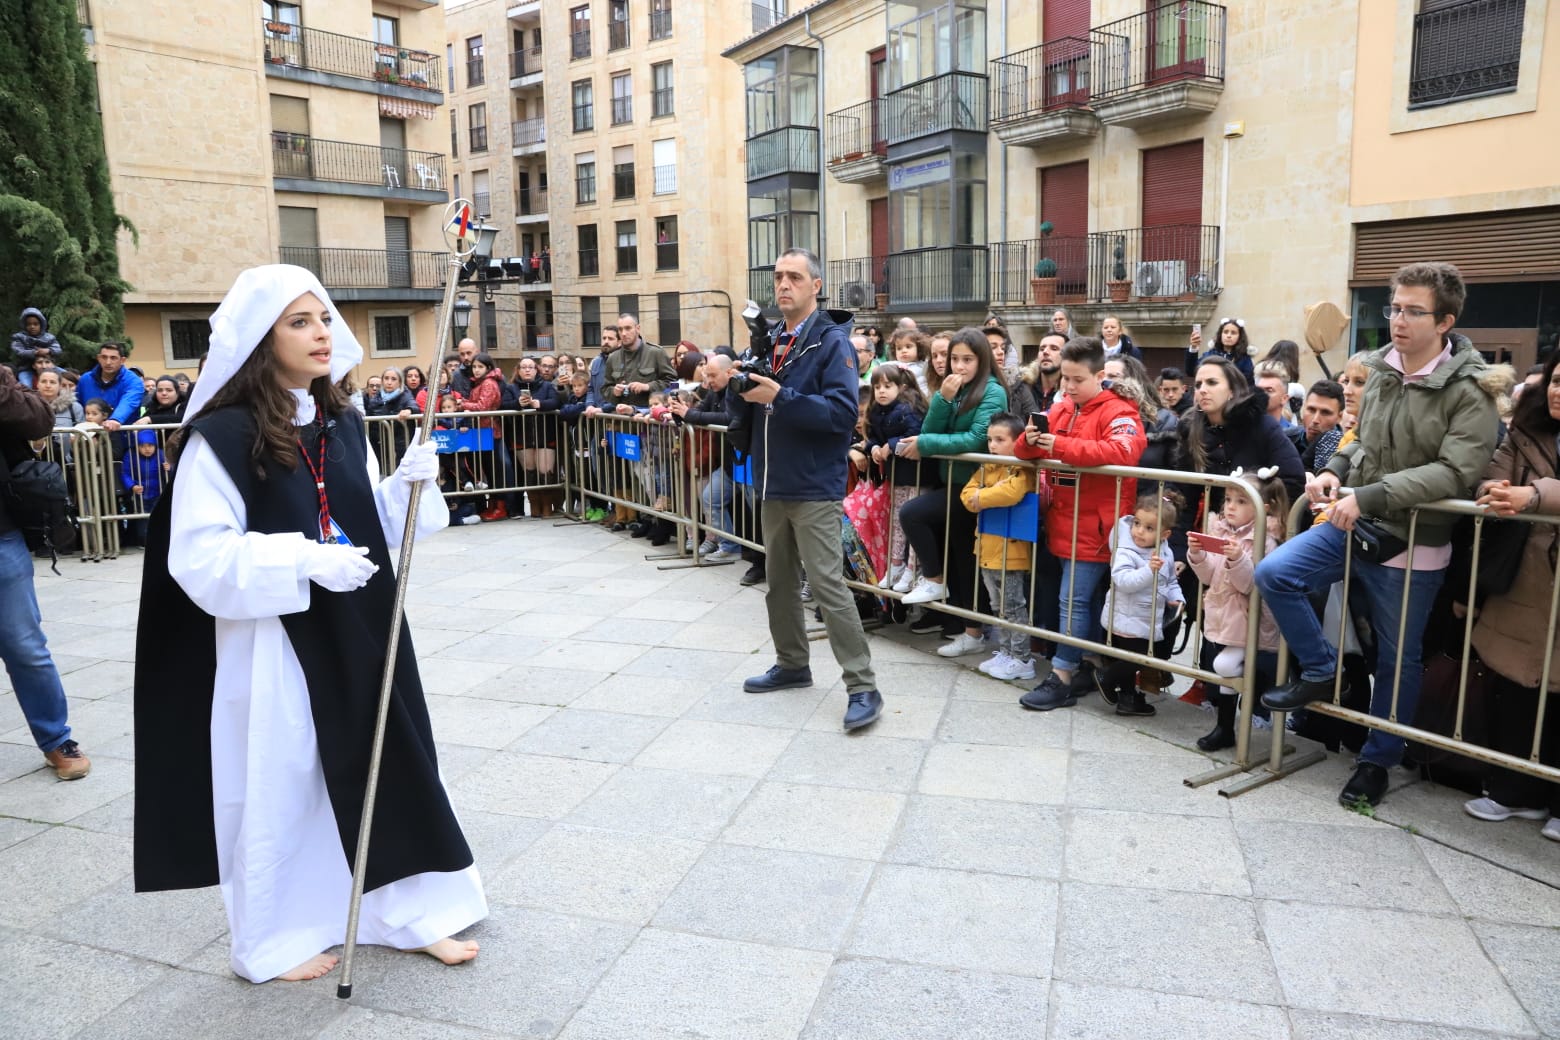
[337,198,481,999]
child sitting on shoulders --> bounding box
[865,364,928,592]
[1099,489,1187,716]
[1186,466,1289,751]
[959,413,1038,682]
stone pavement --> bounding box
[1,518,1557,1040]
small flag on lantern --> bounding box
[445,204,472,243]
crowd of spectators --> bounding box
[10,259,1557,833]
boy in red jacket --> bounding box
[1015,337,1146,710]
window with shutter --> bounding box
[1140,140,1204,283]
[1041,161,1088,295]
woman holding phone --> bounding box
[510,355,561,517]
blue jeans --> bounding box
[0,530,71,752]
[700,468,745,553]
[1254,522,1444,768]
[1055,559,1109,674]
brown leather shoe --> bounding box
[43,739,91,780]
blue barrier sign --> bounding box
[976,492,1040,543]
[430,427,494,453]
[611,433,642,461]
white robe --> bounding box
[168,422,487,983]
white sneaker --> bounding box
[892,569,916,595]
[902,578,948,605]
[1542,817,1560,842]
[698,540,719,555]
[880,562,906,590]
[707,548,742,562]
[977,651,1009,675]
[458,514,482,526]
[989,655,1037,681]
[938,631,989,658]
[1464,797,1549,822]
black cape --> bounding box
[132,405,472,893]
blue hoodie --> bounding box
[742,308,860,502]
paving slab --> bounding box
[886,795,1065,878]
[653,842,875,951]
[1260,902,1536,1035]
[632,718,795,778]
[448,751,617,820]
[720,781,905,861]
[1048,981,1289,1040]
[0,826,132,928]
[801,960,1050,1040]
[1,932,169,1040]
[1469,921,1560,1037]
[557,929,832,1040]
[506,707,671,763]
[846,864,1058,977]
[69,965,344,1040]
[563,765,756,841]
[487,823,705,924]
[1064,808,1250,896]
[1415,837,1560,927]
[917,742,1069,804]
[768,731,929,793]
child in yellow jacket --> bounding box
[959,413,1038,681]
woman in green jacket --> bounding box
[897,328,1010,649]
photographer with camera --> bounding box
[731,249,883,731]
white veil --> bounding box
[181,264,364,425]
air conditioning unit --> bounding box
[1133,260,1187,298]
[838,281,875,310]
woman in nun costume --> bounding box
[132,265,487,983]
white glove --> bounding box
[395,432,440,484]
[299,541,378,592]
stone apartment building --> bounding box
[442,0,750,361]
[723,0,1560,377]
[81,0,452,380]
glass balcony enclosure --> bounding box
[888,149,985,252]
[745,46,818,138]
[885,0,986,91]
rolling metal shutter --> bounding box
[1140,140,1204,228]
[1041,161,1089,237]
[1351,207,1560,285]
[1044,0,1091,40]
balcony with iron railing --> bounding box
[517,184,549,219]
[469,125,489,153]
[650,8,673,39]
[466,58,485,87]
[652,86,674,118]
[746,125,819,180]
[885,246,989,312]
[824,99,888,184]
[827,258,887,312]
[270,133,447,203]
[883,71,988,147]
[512,117,547,153]
[1409,0,1525,108]
[510,46,543,82]
[748,266,776,308]
[611,96,632,125]
[262,21,443,102]
[653,164,677,194]
[571,29,591,59]
[988,36,1100,146]
[472,191,492,217]
[988,224,1222,322]
[656,239,679,270]
[1086,1,1226,127]
[278,246,447,301]
[751,2,785,34]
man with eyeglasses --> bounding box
[75,342,144,431]
[602,313,674,414]
[1255,262,1502,809]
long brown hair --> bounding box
[1182,357,1253,473]
[170,331,349,478]
[948,327,997,415]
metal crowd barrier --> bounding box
[366,409,567,518]
[1241,495,1560,798]
[566,411,700,564]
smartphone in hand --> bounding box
[1188,532,1228,554]
[1028,412,1049,435]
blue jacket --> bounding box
[122,441,166,501]
[865,398,925,486]
[742,308,860,502]
[78,364,146,425]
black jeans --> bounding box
[900,484,985,633]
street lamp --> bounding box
[451,294,473,342]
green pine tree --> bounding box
[0,0,131,370]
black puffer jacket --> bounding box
[1173,391,1304,524]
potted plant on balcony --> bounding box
[1030,221,1058,307]
[374,67,401,85]
[1107,236,1131,303]
[264,20,291,33]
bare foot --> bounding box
[419,937,480,965]
[277,952,338,981]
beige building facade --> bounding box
[83,0,452,381]
[442,0,750,362]
[724,0,1559,378]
